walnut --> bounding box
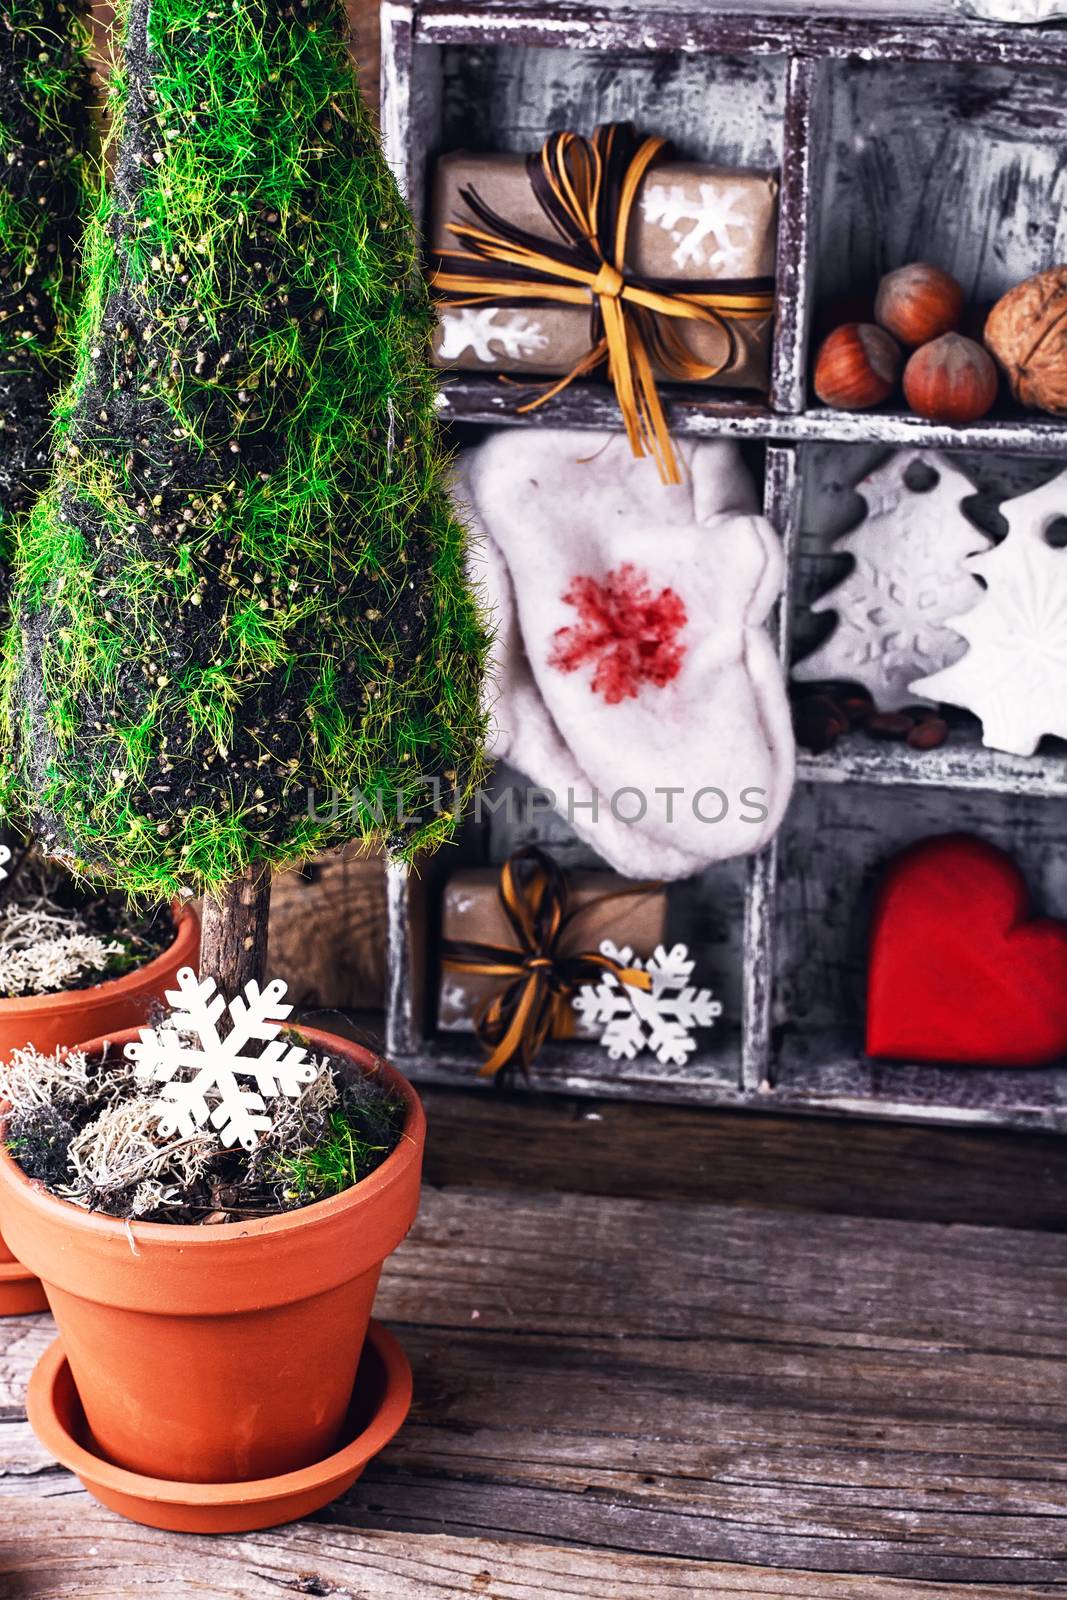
[984,266,1067,415]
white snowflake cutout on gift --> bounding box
[127,967,321,1150]
[437,306,550,365]
[640,181,753,273]
[0,845,9,883]
[572,941,723,1067]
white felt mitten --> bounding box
[456,430,795,880]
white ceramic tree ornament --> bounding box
[572,941,722,1067]
[954,0,1067,20]
[911,472,1067,756]
[640,181,753,273]
[127,968,321,1150]
[792,451,992,711]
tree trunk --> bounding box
[199,864,273,998]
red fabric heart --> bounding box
[867,834,1067,1067]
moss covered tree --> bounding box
[0,0,93,569]
[1,0,487,987]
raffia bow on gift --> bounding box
[441,845,659,1078]
[430,122,775,485]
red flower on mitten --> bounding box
[548,563,688,705]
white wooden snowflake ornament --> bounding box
[127,968,321,1151]
[792,452,992,711]
[572,942,722,1067]
[0,845,9,883]
[911,472,1067,756]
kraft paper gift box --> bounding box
[430,149,778,392]
[438,867,667,1039]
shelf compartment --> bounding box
[405,1033,747,1105]
[809,52,1067,420]
[387,762,752,1080]
[788,439,1067,797]
[383,6,789,260]
[770,779,1067,1106]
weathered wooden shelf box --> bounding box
[380,0,1067,1133]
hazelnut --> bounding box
[813,323,903,410]
[984,265,1067,415]
[903,333,998,425]
[875,263,964,348]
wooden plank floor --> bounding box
[2,1089,1067,1595]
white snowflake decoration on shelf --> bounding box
[0,845,9,883]
[126,968,321,1151]
[572,942,723,1067]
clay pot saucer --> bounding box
[27,1319,412,1534]
[0,1253,47,1315]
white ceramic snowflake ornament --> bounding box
[572,941,723,1067]
[792,452,992,711]
[127,968,321,1150]
[0,845,9,882]
[911,472,1067,756]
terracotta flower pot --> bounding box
[0,1027,424,1485]
[0,902,200,1062]
[0,904,200,1314]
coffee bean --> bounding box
[866,712,915,740]
[841,693,874,726]
[907,717,949,751]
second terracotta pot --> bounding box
[0,905,200,1313]
[0,1027,425,1484]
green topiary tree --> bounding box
[1,0,487,987]
[0,0,93,571]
